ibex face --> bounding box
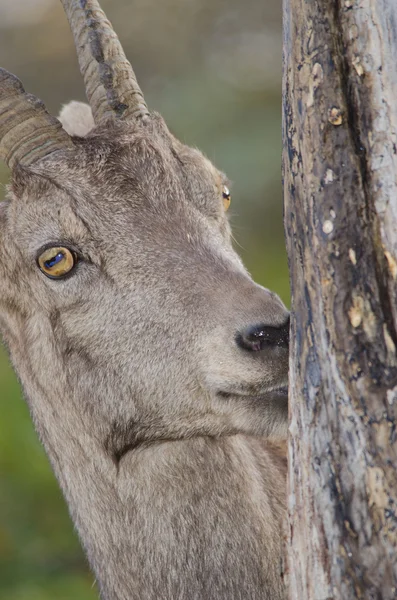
[0,2,288,461]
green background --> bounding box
[0,0,288,597]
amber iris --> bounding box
[222,185,231,211]
[38,247,76,279]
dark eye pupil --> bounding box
[44,252,64,269]
[222,186,230,199]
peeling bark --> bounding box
[282,1,397,598]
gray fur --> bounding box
[0,104,289,599]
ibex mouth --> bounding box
[217,385,288,401]
[270,385,289,398]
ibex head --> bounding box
[0,0,289,464]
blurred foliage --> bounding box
[0,0,289,597]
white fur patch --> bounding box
[58,101,95,137]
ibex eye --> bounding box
[222,185,231,211]
[37,247,77,279]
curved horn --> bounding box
[61,0,149,123]
[0,69,73,169]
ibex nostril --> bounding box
[236,317,290,352]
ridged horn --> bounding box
[61,0,149,123]
[0,69,73,169]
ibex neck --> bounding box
[35,408,285,600]
[13,350,286,600]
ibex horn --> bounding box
[0,69,73,169]
[61,0,149,123]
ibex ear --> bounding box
[58,101,95,138]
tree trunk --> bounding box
[282,0,397,598]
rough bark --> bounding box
[283,0,397,598]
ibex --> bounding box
[0,1,289,598]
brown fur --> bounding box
[0,68,289,600]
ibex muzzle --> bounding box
[0,1,289,599]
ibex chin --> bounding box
[0,1,289,598]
